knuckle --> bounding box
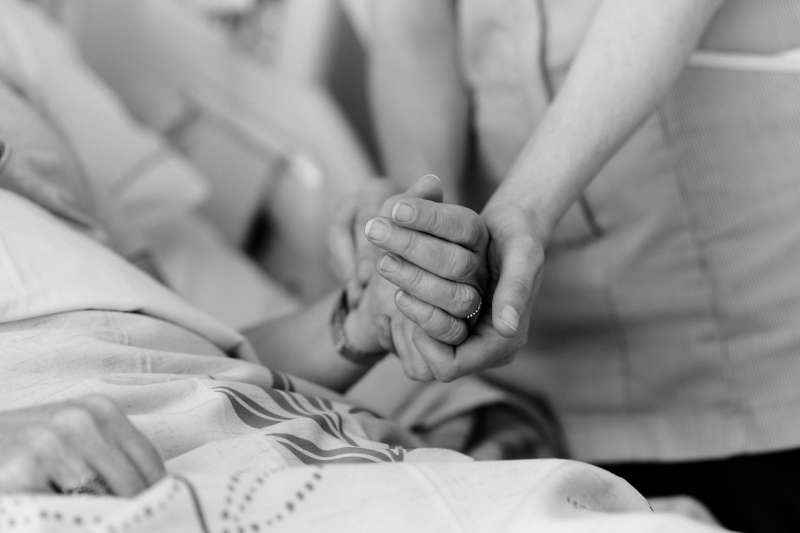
[427,206,443,233]
[452,284,480,316]
[419,304,439,330]
[29,426,61,453]
[54,406,96,431]
[399,231,417,257]
[81,395,119,418]
[443,319,468,345]
[465,216,485,247]
[450,249,478,280]
[437,365,460,383]
[407,265,427,291]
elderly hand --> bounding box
[0,396,165,496]
[339,176,487,380]
[366,193,544,381]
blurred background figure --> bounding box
[6,0,560,467]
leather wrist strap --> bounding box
[330,290,386,366]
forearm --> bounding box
[242,292,373,393]
[369,0,468,199]
[488,0,723,237]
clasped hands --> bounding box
[331,175,545,382]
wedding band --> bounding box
[466,299,482,321]
[57,474,112,496]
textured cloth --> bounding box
[0,192,726,533]
[0,0,302,330]
[461,0,800,462]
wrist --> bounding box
[330,291,386,367]
[483,199,554,245]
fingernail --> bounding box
[422,173,441,183]
[499,306,520,332]
[365,218,390,242]
[394,290,410,308]
[392,201,415,223]
[378,254,400,274]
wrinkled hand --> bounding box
[364,192,489,346]
[343,176,488,380]
[0,396,165,496]
[367,195,545,381]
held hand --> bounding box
[481,202,545,338]
[0,396,165,496]
[343,175,484,380]
[368,197,544,381]
[340,176,455,353]
[364,197,488,345]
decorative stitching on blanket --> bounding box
[219,468,323,530]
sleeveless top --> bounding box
[458,0,800,461]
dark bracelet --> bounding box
[330,290,386,366]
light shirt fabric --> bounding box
[460,0,800,462]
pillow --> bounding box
[0,81,107,241]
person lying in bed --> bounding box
[0,0,561,501]
[0,175,723,532]
[0,135,479,496]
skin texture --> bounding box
[328,0,725,382]
[0,396,165,496]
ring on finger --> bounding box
[465,298,482,323]
[55,473,112,496]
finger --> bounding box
[43,445,96,492]
[328,225,357,282]
[53,403,147,496]
[490,236,543,337]
[409,324,458,382]
[357,256,375,285]
[376,314,394,352]
[346,279,363,308]
[329,195,359,281]
[378,253,481,318]
[0,451,52,494]
[391,316,434,382]
[389,198,488,251]
[365,218,479,283]
[395,290,468,345]
[109,419,165,487]
[449,321,522,378]
[83,396,165,487]
[401,174,444,203]
[27,426,96,493]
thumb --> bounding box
[491,235,542,337]
[404,174,444,202]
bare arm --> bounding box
[364,1,728,382]
[489,0,724,235]
[242,292,375,393]
[369,0,468,200]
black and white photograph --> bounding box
[0,1,794,532]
